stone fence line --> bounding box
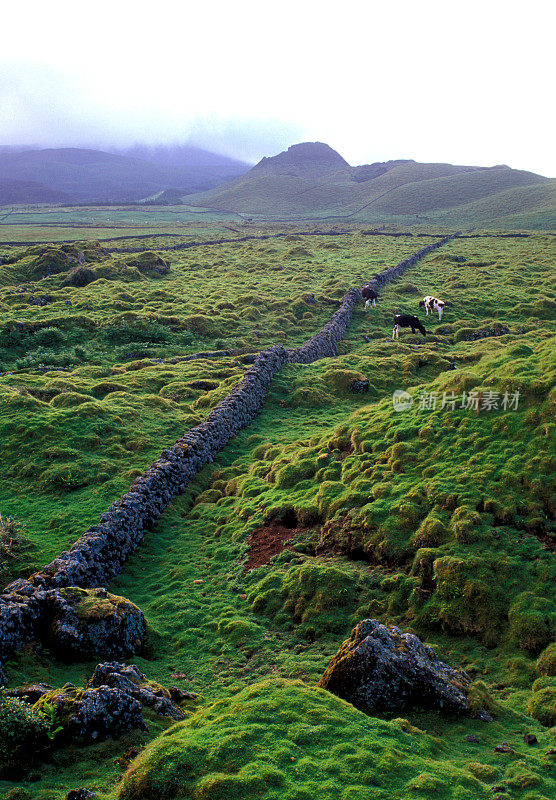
[0,233,459,678]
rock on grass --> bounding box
[318,618,471,714]
[46,587,146,660]
[33,662,187,745]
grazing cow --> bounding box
[361,284,378,311]
[419,295,445,320]
[393,314,427,340]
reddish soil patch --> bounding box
[244,521,299,571]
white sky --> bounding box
[1,0,555,175]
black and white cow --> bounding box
[419,295,445,321]
[393,314,427,339]
[361,284,378,312]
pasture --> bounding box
[0,223,554,799]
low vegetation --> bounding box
[0,224,554,799]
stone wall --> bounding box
[0,233,458,676]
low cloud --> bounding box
[0,64,305,163]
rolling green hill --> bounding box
[184,142,556,230]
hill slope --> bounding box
[0,180,72,205]
[0,147,249,203]
[185,142,555,229]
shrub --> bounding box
[0,514,37,585]
[30,327,66,348]
[0,692,48,778]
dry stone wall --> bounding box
[0,233,458,677]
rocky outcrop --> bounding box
[0,234,459,674]
[33,662,188,744]
[0,583,145,677]
[88,662,191,720]
[46,587,146,660]
[319,619,471,714]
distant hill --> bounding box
[185,142,555,230]
[0,146,250,204]
[0,180,71,205]
[112,143,248,170]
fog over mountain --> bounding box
[1,2,554,176]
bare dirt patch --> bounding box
[244,521,299,571]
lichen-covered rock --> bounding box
[46,587,146,660]
[35,683,145,743]
[33,662,187,744]
[87,662,188,720]
[318,619,471,714]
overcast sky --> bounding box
[1,0,554,175]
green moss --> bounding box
[1,229,555,798]
[116,679,488,800]
[508,592,555,654]
[528,677,556,725]
[536,642,556,676]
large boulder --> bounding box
[46,587,146,660]
[319,619,471,714]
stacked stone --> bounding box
[0,235,458,676]
[287,287,360,364]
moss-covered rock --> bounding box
[46,586,146,660]
[536,642,556,676]
[508,592,555,655]
[319,619,471,714]
[420,556,508,645]
[125,251,170,276]
[29,242,108,277]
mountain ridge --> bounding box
[183,141,555,229]
[0,146,250,204]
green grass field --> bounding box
[0,225,554,799]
